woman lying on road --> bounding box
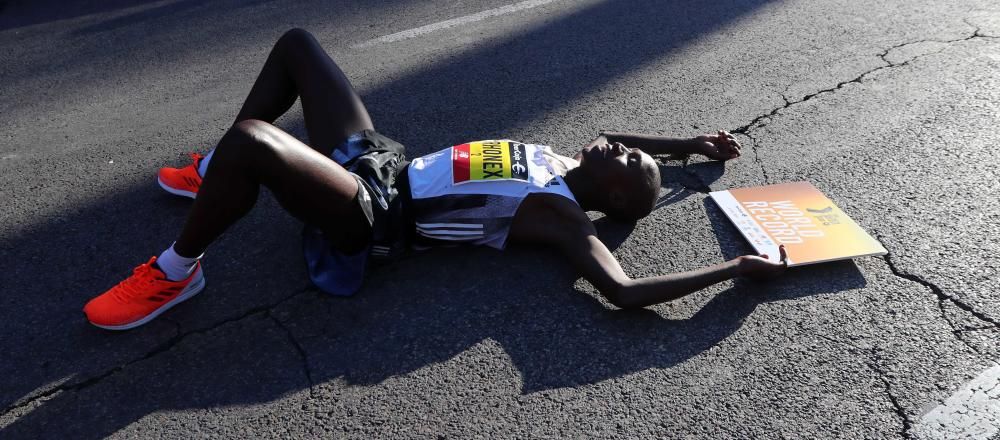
[83,28,788,330]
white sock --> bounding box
[197,149,215,177]
[156,243,202,281]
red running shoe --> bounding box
[157,153,203,199]
[84,257,205,330]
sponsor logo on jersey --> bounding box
[452,140,530,184]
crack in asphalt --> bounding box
[728,25,990,185]
[881,252,1000,331]
[869,348,915,439]
[268,312,316,397]
[871,233,999,357]
[734,26,987,135]
[938,301,985,357]
[742,132,770,184]
[0,284,316,419]
[648,26,992,197]
[807,329,915,439]
[966,18,999,39]
[955,325,997,333]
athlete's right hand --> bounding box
[736,245,788,281]
[694,130,741,161]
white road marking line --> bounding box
[352,0,564,49]
[913,364,1000,439]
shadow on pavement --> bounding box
[1,242,864,438]
[70,0,273,35]
[0,0,162,30]
[0,0,800,436]
[297,243,865,393]
[358,0,773,155]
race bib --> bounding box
[452,140,530,184]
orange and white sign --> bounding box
[710,181,886,266]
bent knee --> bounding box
[226,119,279,145]
[276,28,317,52]
[231,118,273,137]
[215,120,286,162]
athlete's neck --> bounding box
[562,167,603,212]
[539,149,603,211]
[540,151,577,175]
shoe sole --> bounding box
[157,176,197,199]
[91,267,206,331]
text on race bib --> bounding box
[452,140,530,184]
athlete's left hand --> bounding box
[737,245,789,281]
[694,130,741,161]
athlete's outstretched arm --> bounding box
[510,196,786,309]
[564,231,786,309]
[597,130,742,161]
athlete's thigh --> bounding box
[281,29,374,154]
[248,121,371,251]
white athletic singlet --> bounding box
[408,140,578,249]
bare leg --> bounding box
[234,28,373,154]
[173,120,371,258]
[171,29,379,257]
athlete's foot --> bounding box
[84,257,205,330]
[157,153,203,198]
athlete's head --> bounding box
[575,141,660,221]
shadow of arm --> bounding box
[510,194,748,309]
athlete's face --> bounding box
[576,141,657,188]
[575,141,660,219]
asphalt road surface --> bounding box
[2,0,999,438]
